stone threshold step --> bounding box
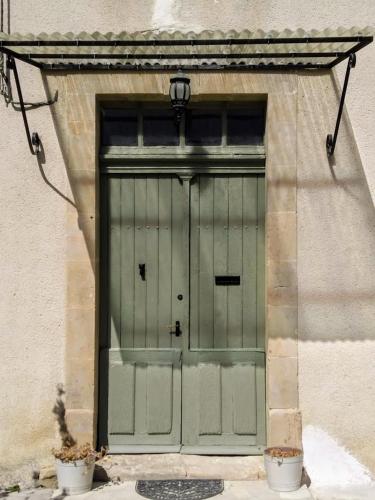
[94,454,266,482]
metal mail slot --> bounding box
[215,275,241,286]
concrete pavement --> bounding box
[4,481,313,499]
[4,480,375,499]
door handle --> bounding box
[169,320,182,337]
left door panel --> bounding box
[100,175,185,451]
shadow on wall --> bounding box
[37,141,77,209]
[35,71,375,343]
[99,148,214,357]
[296,70,375,342]
[52,384,77,449]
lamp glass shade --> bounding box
[169,72,190,104]
[169,71,191,121]
[169,83,176,101]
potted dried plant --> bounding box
[53,443,104,495]
[52,385,105,495]
[264,447,303,492]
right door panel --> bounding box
[182,174,265,453]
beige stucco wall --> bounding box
[0,0,374,478]
[297,71,375,471]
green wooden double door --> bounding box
[100,173,265,454]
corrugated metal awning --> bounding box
[0,27,373,70]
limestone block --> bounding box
[66,307,96,360]
[267,162,297,213]
[267,94,298,127]
[66,170,96,216]
[267,305,298,357]
[67,132,96,172]
[67,94,95,123]
[65,409,95,446]
[266,95,297,167]
[95,454,185,481]
[66,210,96,263]
[268,356,298,409]
[267,212,297,261]
[94,454,266,481]
[193,72,296,96]
[66,259,95,309]
[267,259,297,307]
[182,455,265,480]
[65,356,96,410]
[266,122,297,166]
[66,74,99,94]
[268,409,302,449]
[39,464,57,489]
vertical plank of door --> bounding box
[242,177,258,348]
[189,177,200,349]
[198,176,214,348]
[256,176,265,349]
[158,177,172,348]
[227,176,243,348]
[171,176,185,350]
[109,177,121,349]
[121,177,135,348]
[213,176,228,348]
[146,177,159,348]
[134,177,147,348]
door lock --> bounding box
[169,320,182,337]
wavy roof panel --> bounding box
[0,27,373,70]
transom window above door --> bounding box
[100,102,267,152]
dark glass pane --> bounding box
[227,103,266,145]
[101,109,138,146]
[186,110,222,146]
[143,110,179,146]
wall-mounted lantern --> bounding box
[169,70,191,122]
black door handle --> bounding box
[170,320,182,337]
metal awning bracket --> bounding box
[0,30,372,157]
[326,53,356,156]
[6,56,41,155]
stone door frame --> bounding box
[45,70,301,450]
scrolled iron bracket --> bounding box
[326,53,356,156]
[6,56,41,155]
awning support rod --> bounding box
[326,53,356,156]
[7,56,41,155]
[0,35,372,46]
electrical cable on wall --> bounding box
[0,0,11,101]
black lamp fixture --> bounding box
[169,69,191,122]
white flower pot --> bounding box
[56,459,95,495]
[264,448,303,492]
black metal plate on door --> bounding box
[215,275,240,286]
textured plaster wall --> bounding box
[0,0,374,475]
[0,67,68,468]
[297,72,375,472]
